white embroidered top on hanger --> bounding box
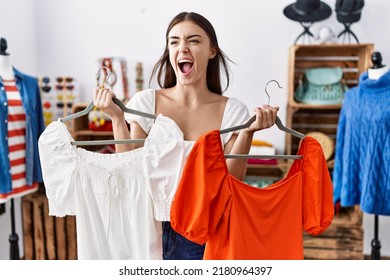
[38,115,185,260]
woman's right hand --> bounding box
[93,87,123,120]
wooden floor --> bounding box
[303,206,364,260]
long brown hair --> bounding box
[150,12,232,95]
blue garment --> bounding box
[333,70,390,215]
[162,222,205,260]
[0,68,45,194]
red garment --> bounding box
[170,132,334,260]
[0,80,38,202]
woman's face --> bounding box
[167,20,216,87]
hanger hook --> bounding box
[96,66,112,89]
[265,79,283,105]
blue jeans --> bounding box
[162,221,205,260]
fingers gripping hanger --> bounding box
[60,66,156,146]
[222,80,304,160]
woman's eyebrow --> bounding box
[168,34,203,40]
[186,34,202,40]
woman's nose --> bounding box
[179,43,189,53]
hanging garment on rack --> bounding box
[0,78,38,202]
[170,131,334,260]
[333,71,390,215]
[38,114,185,260]
[126,88,251,221]
[0,70,45,202]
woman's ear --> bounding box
[209,48,217,59]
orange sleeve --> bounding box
[302,137,334,236]
[170,131,231,245]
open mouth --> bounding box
[178,59,194,74]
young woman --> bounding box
[94,12,279,260]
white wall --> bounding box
[0,0,389,259]
[32,0,390,153]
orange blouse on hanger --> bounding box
[170,132,334,260]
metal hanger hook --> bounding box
[265,79,283,105]
[96,66,112,89]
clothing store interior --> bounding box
[1,0,390,261]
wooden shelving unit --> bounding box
[285,44,374,260]
[245,161,288,179]
[71,103,114,136]
[286,44,374,156]
[70,103,115,151]
[244,161,288,188]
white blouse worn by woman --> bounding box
[125,89,250,221]
[38,115,185,260]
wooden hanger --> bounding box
[60,67,156,146]
[222,80,304,160]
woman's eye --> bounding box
[170,41,178,45]
[190,40,199,44]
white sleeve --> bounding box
[124,89,156,134]
[144,115,185,221]
[220,97,251,145]
[38,121,77,217]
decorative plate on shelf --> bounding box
[306,131,334,160]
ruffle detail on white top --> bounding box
[144,114,186,221]
[220,97,251,145]
[125,89,155,134]
[38,120,78,217]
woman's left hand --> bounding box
[247,105,279,133]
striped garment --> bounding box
[0,79,38,202]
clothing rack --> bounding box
[9,198,20,260]
[0,202,5,215]
[0,37,20,260]
[368,51,385,260]
[1,199,20,259]
[371,215,381,259]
